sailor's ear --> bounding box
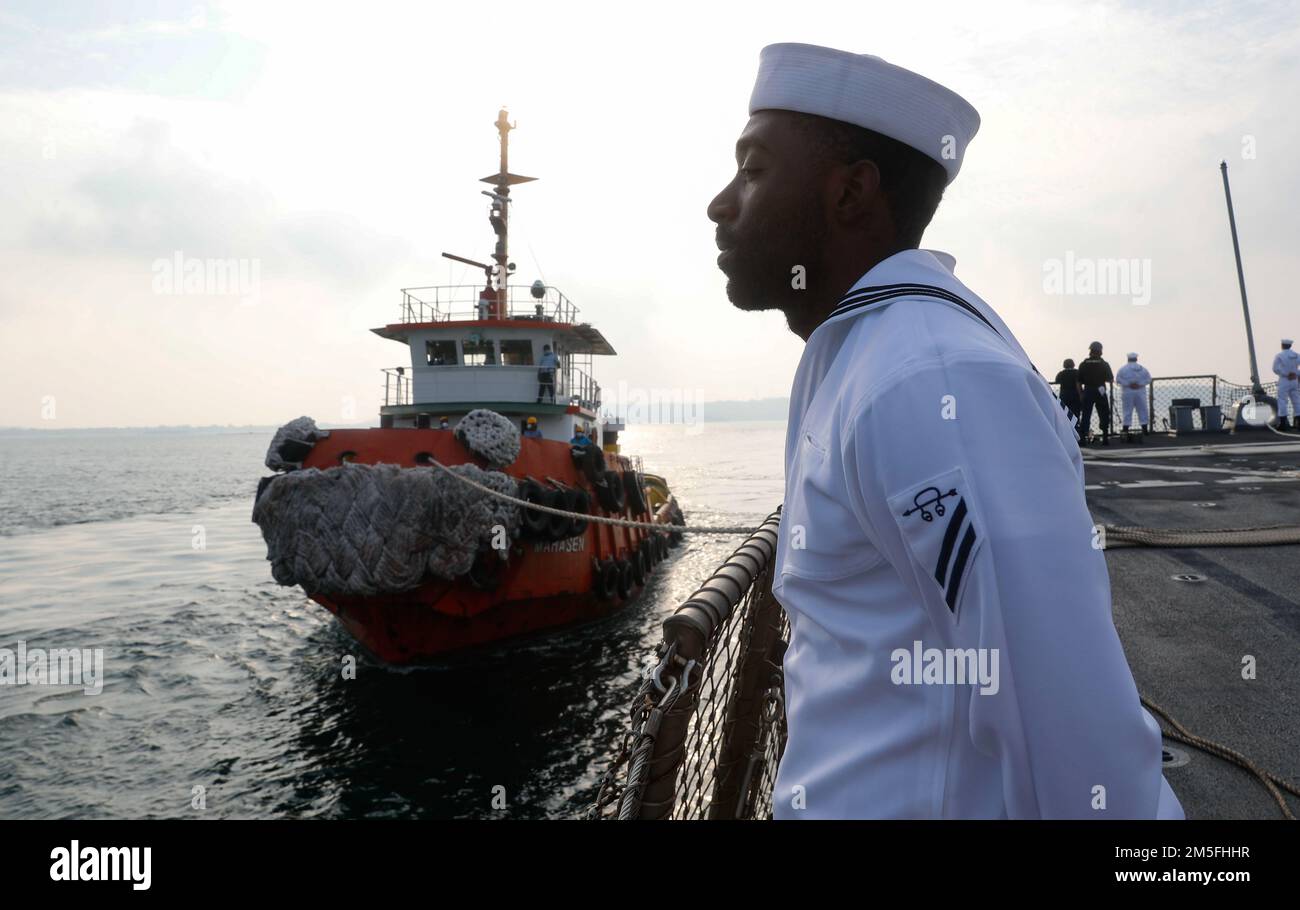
[828,158,883,228]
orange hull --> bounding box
[300,428,674,663]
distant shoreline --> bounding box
[0,400,791,435]
[0,425,287,436]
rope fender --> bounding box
[253,459,522,597]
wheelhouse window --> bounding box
[425,340,458,366]
[463,336,496,366]
[499,339,534,366]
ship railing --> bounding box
[382,368,412,406]
[559,364,602,413]
[398,284,578,324]
[589,508,788,820]
[1048,372,1279,436]
[379,363,597,410]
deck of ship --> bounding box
[1083,429,1300,819]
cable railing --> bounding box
[379,362,602,412]
[1048,373,1279,437]
[382,368,411,407]
[398,284,579,325]
[559,364,602,413]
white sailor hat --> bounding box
[1283,338,1294,346]
[748,43,981,184]
[1127,352,1138,360]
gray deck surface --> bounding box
[1083,428,1300,819]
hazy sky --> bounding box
[2,0,1298,428]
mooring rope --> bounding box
[432,458,1300,546]
[1142,696,1300,820]
[1104,524,1300,547]
[424,457,760,535]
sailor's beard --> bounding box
[721,199,828,314]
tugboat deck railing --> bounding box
[399,284,579,325]
[381,362,601,412]
[382,368,412,406]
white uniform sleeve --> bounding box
[839,357,1178,818]
[1275,352,1287,378]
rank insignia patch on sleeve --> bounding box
[888,467,984,615]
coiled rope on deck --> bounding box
[1104,524,1300,548]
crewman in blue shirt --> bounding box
[537,344,559,403]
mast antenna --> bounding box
[1219,161,1265,398]
[479,108,537,301]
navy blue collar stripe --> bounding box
[834,283,994,326]
[830,283,1043,378]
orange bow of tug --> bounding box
[251,109,683,663]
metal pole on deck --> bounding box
[1220,161,1265,397]
[495,108,511,308]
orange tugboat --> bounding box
[253,110,683,663]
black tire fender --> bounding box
[571,443,607,486]
[545,488,571,541]
[631,546,647,586]
[596,559,619,601]
[615,558,634,600]
[569,488,590,536]
[622,471,648,514]
[602,470,626,512]
[520,479,551,538]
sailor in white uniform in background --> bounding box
[1116,352,1152,437]
[708,43,1182,819]
[1273,339,1300,431]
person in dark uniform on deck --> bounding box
[1078,342,1114,446]
[1054,358,1083,439]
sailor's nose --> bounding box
[707,185,737,225]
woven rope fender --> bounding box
[455,408,520,468]
[264,415,324,471]
[252,461,521,596]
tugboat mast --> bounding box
[480,108,536,305]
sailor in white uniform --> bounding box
[708,43,1182,819]
[1116,352,1152,436]
[1273,339,1300,430]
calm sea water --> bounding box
[0,422,784,819]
